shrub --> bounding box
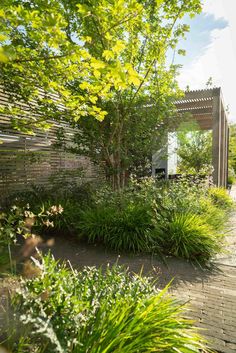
[228,175,235,186]
[5,182,96,235]
[154,212,223,261]
[198,197,228,231]
[157,176,208,215]
[77,178,228,260]
[3,254,208,353]
[0,204,62,270]
[31,199,80,235]
[78,203,156,252]
[208,187,234,209]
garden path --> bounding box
[12,186,236,353]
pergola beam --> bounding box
[176,88,228,187]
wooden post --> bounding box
[226,125,229,187]
[219,106,226,187]
[223,112,228,187]
[212,88,221,186]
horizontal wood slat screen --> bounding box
[0,88,100,200]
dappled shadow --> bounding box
[13,232,223,290]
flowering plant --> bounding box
[0,204,63,270]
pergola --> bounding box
[175,88,229,187]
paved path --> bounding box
[214,186,236,267]
[21,235,236,353]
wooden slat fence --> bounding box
[0,88,99,200]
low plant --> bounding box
[228,175,235,186]
[154,212,223,261]
[77,177,230,261]
[0,205,29,271]
[3,253,208,353]
[158,176,208,215]
[5,181,96,235]
[0,204,63,271]
[208,187,234,209]
[31,199,79,235]
[7,181,95,209]
[198,197,228,231]
[78,203,156,252]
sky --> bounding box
[176,0,236,123]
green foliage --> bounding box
[77,178,162,252]
[154,212,222,261]
[228,174,235,186]
[5,180,97,234]
[75,177,230,261]
[149,178,228,261]
[177,121,212,174]
[208,187,234,209]
[2,177,232,263]
[0,0,202,135]
[48,0,202,189]
[198,197,228,231]
[0,203,63,269]
[78,203,155,253]
[3,253,207,353]
[0,206,26,247]
[7,175,96,208]
[229,123,236,174]
[158,176,207,214]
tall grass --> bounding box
[3,254,208,353]
[155,212,223,261]
[208,187,234,209]
[76,178,231,261]
[2,177,233,263]
[78,204,156,252]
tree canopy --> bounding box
[0,0,201,132]
[0,0,202,188]
[177,121,212,174]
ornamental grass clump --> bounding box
[3,253,208,353]
[198,197,228,231]
[155,212,223,261]
[78,203,156,253]
[208,187,234,210]
[76,177,231,261]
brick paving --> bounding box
[26,233,235,353]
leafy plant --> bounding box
[154,212,223,261]
[7,180,95,208]
[0,205,29,271]
[228,175,235,186]
[3,253,208,353]
[177,122,213,174]
[229,123,236,174]
[78,203,156,253]
[76,177,230,261]
[0,204,63,270]
[5,180,97,235]
[208,187,234,209]
[198,197,228,231]
[30,199,78,235]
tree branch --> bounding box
[9,53,72,64]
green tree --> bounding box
[0,0,202,188]
[0,0,155,131]
[55,0,202,189]
[177,122,212,174]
